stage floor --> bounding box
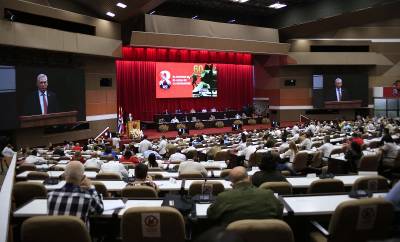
[143,124,270,139]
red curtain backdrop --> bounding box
[117,47,254,121]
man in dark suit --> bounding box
[23,74,59,115]
[328,77,348,102]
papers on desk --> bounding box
[104,199,125,211]
[125,200,163,208]
[195,203,211,217]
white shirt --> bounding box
[84,158,103,169]
[336,88,342,101]
[38,90,48,115]
[278,142,289,153]
[170,118,179,123]
[1,146,14,157]
[24,155,46,164]
[158,139,168,155]
[100,161,128,178]
[201,109,207,113]
[318,143,334,157]
[300,138,312,150]
[239,145,258,161]
[112,137,120,149]
[178,160,207,177]
[169,152,187,163]
[181,146,196,153]
[280,149,296,163]
[138,139,152,153]
[211,108,217,112]
[382,142,399,160]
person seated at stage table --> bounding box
[158,118,165,123]
[171,116,180,123]
[252,151,287,187]
[235,113,241,119]
[169,148,187,163]
[100,160,129,178]
[163,109,168,115]
[201,108,207,113]
[48,161,104,227]
[191,116,197,122]
[211,107,217,112]
[119,150,140,164]
[138,135,152,154]
[207,166,283,226]
[176,108,182,114]
[84,153,103,169]
[23,149,46,164]
[209,114,216,121]
[241,112,247,119]
[127,163,159,192]
[178,154,207,177]
[190,108,196,113]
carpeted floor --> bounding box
[143,124,270,139]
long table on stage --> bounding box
[154,110,240,123]
[157,117,264,130]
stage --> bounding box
[142,124,270,140]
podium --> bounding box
[19,111,78,128]
[324,100,362,109]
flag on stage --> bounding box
[118,107,125,134]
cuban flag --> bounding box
[117,107,124,134]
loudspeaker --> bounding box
[284,79,296,86]
[100,78,112,87]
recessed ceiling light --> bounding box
[116,2,127,8]
[268,2,287,9]
[192,15,198,19]
[231,0,249,2]
[149,10,156,15]
[106,11,115,17]
[228,19,236,23]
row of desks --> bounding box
[14,193,387,219]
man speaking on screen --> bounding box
[23,74,59,115]
[329,77,348,102]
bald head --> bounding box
[229,166,249,185]
[335,78,342,88]
[64,161,84,184]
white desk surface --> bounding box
[17,171,97,179]
[14,199,164,218]
[26,180,67,190]
[283,193,386,216]
[286,175,367,189]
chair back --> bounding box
[96,172,121,180]
[358,155,379,171]
[149,173,164,180]
[226,219,294,242]
[18,164,36,172]
[178,172,204,179]
[13,182,47,208]
[214,151,230,161]
[292,152,309,172]
[121,207,185,242]
[352,176,389,192]
[327,198,394,242]
[259,182,293,195]
[121,186,158,198]
[27,171,49,180]
[21,216,91,242]
[188,181,225,196]
[91,181,109,198]
[310,151,323,168]
[84,167,100,172]
[307,179,345,194]
[220,169,231,178]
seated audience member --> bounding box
[103,146,118,160]
[127,163,158,191]
[318,136,335,158]
[264,134,276,148]
[100,160,129,178]
[119,150,140,164]
[158,135,168,156]
[385,181,400,233]
[299,132,312,150]
[143,148,162,159]
[278,136,289,153]
[138,136,152,153]
[349,132,364,146]
[380,134,399,167]
[206,145,222,160]
[178,154,207,177]
[169,148,187,163]
[182,142,196,153]
[252,151,287,187]
[171,116,179,123]
[71,143,82,151]
[24,149,46,164]
[207,166,283,226]
[48,161,104,227]
[190,108,196,113]
[72,151,85,163]
[1,144,15,158]
[84,154,103,169]
[147,153,159,168]
[344,141,362,173]
[279,141,298,174]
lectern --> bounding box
[19,111,78,128]
[324,100,362,109]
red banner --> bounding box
[156,62,217,99]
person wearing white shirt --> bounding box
[318,136,335,158]
[158,136,168,156]
[178,159,207,177]
[380,134,399,166]
[299,133,312,150]
[190,108,196,113]
[100,160,128,178]
[210,107,217,112]
[170,116,179,124]
[278,137,290,153]
[169,149,187,163]
[292,125,299,135]
[280,141,298,164]
[24,150,46,164]
[112,136,120,150]
[84,155,104,169]
[138,136,152,153]
[1,144,15,158]
[181,142,196,153]
[238,144,258,161]
[201,108,207,113]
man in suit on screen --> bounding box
[328,77,348,102]
[23,74,59,115]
